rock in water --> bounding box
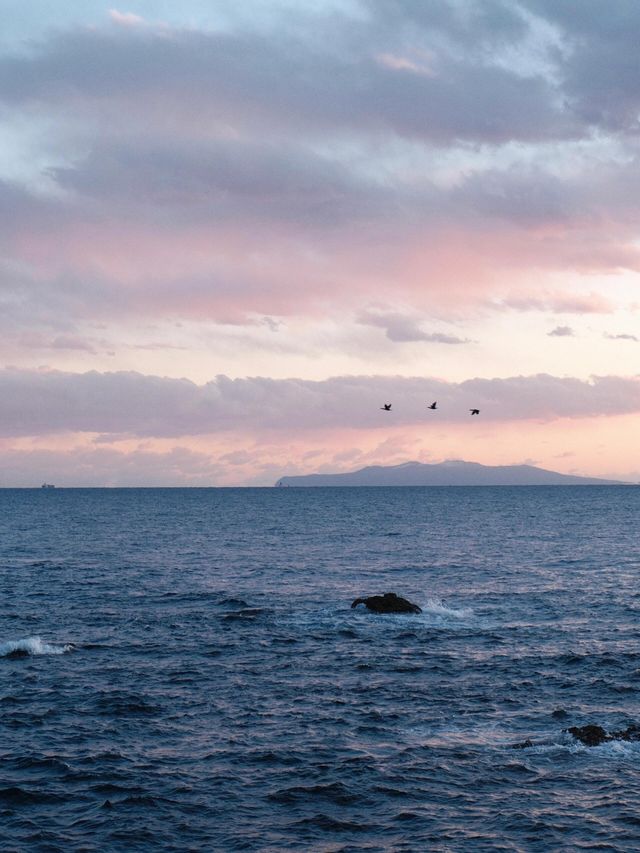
[612,724,640,742]
[513,723,640,750]
[351,593,422,614]
[564,724,640,747]
[511,738,534,750]
[5,648,30,659]
[565,725,608,746]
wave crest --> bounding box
[422,598,473,619]
[0,637,73,658]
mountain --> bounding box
[275,460,626,487]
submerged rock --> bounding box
[566,724,640,746]
[514,723,640,749]
[511,738,534,750]
[615,724,640,742]
[351,593,422,614]
[5,648,30,659]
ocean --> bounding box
[1,486,640,851]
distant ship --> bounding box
[41,483,56,489]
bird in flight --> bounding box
[428,401,437,410]
[470,408,480,415]
[381,403,392,411]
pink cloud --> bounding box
[497,291,614,314]
[2,135,640,334]
[1,411,638,486]
[0,443,223,487]
[109,10,145,27]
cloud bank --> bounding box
[1,368,639,438]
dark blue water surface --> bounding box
[2,486,640,851]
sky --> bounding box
[1,0,640,486]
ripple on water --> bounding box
[2,486,640,851]
[268,781,361,806]
[0,786,66,805]
[92,692,161,717]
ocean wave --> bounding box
[0,786,64,804]
[2,755,72,774]
[94,692,160,716]
[222,607,269,622]
[514,737,640,759]
[0,637,73,658]
[421,598,473,619]
[268,781,359,806]
[294,813,369,832]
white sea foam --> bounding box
[521,736,640,759]
[422,598,473,619]
[0,636,73,657]
[407,726,640,757]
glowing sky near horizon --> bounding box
[1,0,640,485]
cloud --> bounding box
[523,0,640,134]
[130,340,188,351]
[1,2,640,343]
[0,1,626,154]
[0,8,573,145]
[359,309,470,343]
[2,129,639,336]
[548,325,574,337]
[49,335,98,352]
[218,449,255,465]
[0,444,223,487]
[1,368,640,438]
[604,332,639,342]
[109,10,145,28]
[498,291,613,314]
[48,137,375,228]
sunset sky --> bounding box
[2,0,640,485]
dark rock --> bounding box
[552,708,568,719]
[564,724,640,746]
[351,593,422,615]
[609,724,640,743]
[512,721,640,750]
[5,649,30,659]
[565,725,608,746]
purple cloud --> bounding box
[1,368,640,438]
[604,332,639,342]
[548,326,575,337]
[498,292,613,314]
[0,3,640,348]
[0,11,573,145]
[359,309,470,343]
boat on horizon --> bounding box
[41,483,56,489]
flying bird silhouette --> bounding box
[428,401,437,410]
[381,403,392,411]
[470,409,480,415]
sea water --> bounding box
[1,486,639,851]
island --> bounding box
[275,460,626,487]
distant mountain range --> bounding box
[275,460,627,487]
